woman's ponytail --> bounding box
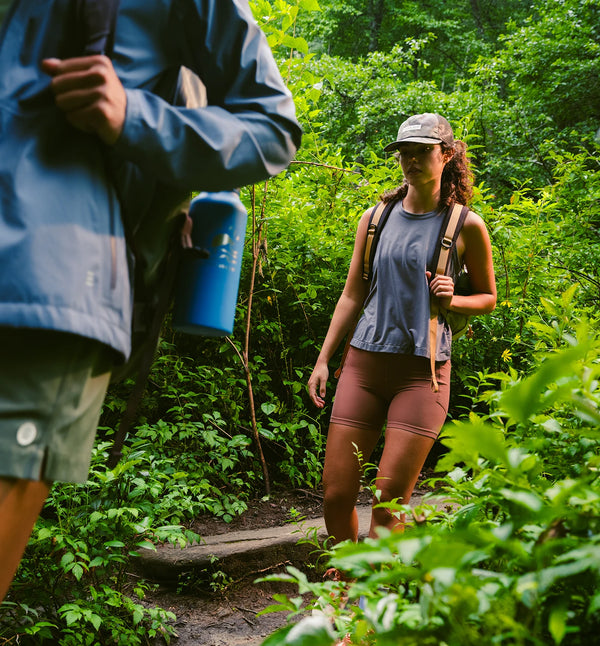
[440,140,473,207]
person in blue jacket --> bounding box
[0,0,301,602]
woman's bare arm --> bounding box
[429,210,496,315]
[307,209,373,407]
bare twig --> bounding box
[289,160,359,173]
[548,263,600,289]
[233,183,271,495]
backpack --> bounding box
[78,0,208,466]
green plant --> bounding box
[258,297,600,645]
[0,440,198,644]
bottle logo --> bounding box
[212,232,241,271]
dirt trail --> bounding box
[143,489,325,645]
[147,581,300,645]
[142,485,436,645]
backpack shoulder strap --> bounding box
[431,203,469,277]
[428,202,469,393]
[362,198,398,281]
[76,0,121,56]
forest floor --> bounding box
[143,487,370,645]
[143,471,436,646]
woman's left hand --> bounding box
[426,271,454,309]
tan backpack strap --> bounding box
[435,202,463,276]
[429,298,440,392]
[429,202,465,392]
[362,201,386,280]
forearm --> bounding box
[113,90,299,191]
[315,294,364,366]
[446,211,497,316]
[112,0,301,191]
[447,291,496,315]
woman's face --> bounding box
[397,143,452,188]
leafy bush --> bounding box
[259,296,600,645]
[0,441,198,644]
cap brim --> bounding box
[383,136,443,152]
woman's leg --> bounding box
[323,349,387,544]
[322,422,381,543]
[368,431,434,536]
[368,357,451,537]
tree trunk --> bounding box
[469,0,486,39]
[368,0,385,52]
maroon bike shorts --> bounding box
[330,347,450,439]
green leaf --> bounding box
[548,601,568,645]
[89,556,105,568]
[438,422,508,470]
[71,563,84,581]
[258,593,302,616]
[261,402,277,416]
[501,343,590,422]
[64,610,81,626]
[261,624,296,646]
[269,615,336,646]
[133,607,144,625]
[500,488,543,512]
[299,0,320,11]
[60,552,75,568]
[90,613,102,631]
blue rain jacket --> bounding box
[0,0,301,359]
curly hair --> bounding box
[381,140,473,208]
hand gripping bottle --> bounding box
[173,191,248,336]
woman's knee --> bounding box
[322,481,359,511]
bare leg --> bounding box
[322,423,381,544]
[0,477,51,602]
[368,428,435,538]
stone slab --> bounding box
[136,492,440,581]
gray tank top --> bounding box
[351,200,456,361]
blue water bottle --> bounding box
[173,191,248,336]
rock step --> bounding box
[137,493,435,582]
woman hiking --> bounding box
[308,113,496,547]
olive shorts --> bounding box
[0,328,112,483]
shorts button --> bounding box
[16,422,38,446]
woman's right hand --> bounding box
[307,362,329,409]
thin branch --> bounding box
[238,183,271,494]
[548,263,600,289]
[289,160,359,173]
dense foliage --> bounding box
[262,293,600,645]
[1,0,598,643]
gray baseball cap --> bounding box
[384,113,454,152]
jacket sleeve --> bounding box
[112,0,302,191]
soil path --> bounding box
[147,581,302,646]
[140,488,438,645]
